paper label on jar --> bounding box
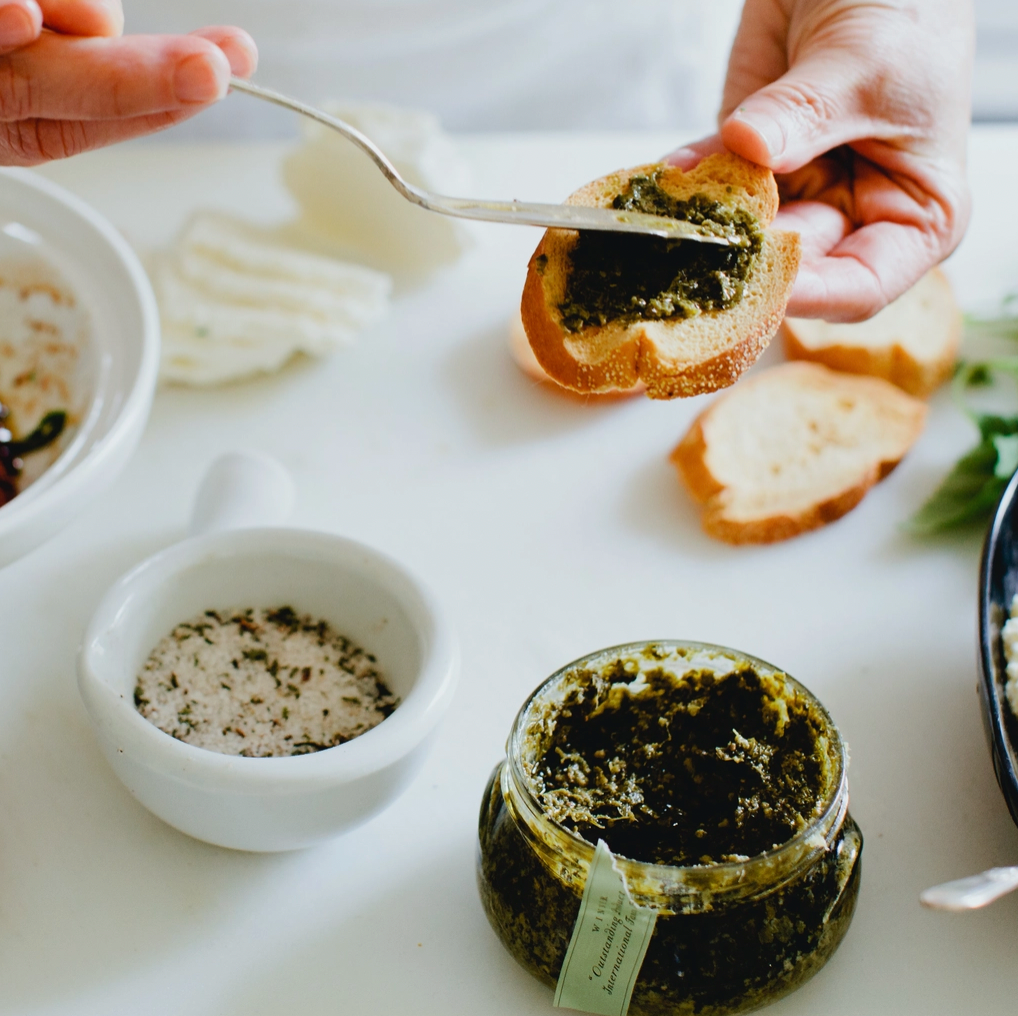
[553,839,658,1016]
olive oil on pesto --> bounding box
[530,661,819,866]
[557,172,763,333]
[477,644,862,1016]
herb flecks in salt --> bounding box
[134,607,397,757]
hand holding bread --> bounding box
[667,0,972,324]
[514,0,972,542]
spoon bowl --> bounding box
[920,866,1018,911]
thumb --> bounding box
[720,55,871,174]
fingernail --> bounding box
[218,33,258,76]
[174,52,229,104]
[729,109,785,160]
[0,2,38,50]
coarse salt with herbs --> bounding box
[134,606,398,757]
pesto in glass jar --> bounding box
[477,642,862,1016]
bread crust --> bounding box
[670,362,927,544]
[507,308,644,399]
[782,268,960,398]
[521,153,801,400]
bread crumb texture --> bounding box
[672,362,927,543]
[783,269,960,398]
[506,308,643,399]
[134,607,398,757]
[522,152,800,400]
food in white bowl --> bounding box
[0,168,159,568]
[78,453,459,852]
[0,254,89,504]
[134,605,399,756]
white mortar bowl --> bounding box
[78,517,458,852]
[0,169,159,569]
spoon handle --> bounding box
[920,866,1018,911]
[228,77,411,201]
[226,77,733,244]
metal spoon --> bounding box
[920,867,1018,911]
[228,77,736,246]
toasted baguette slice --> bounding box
[521,152,801,400]
[783,269,960,398]
[507,308,644,398]
[671,362,927,543]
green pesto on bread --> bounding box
[521,152,801,399]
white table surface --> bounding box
[2,125,1017,1016]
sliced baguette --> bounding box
[671,361,927,543]
[521,152,801,400]
[507,308,644,398]
[783,268,960,398]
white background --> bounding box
[0,124,1012,1014]
[125,0,742,137]
[974,0,1018,120]
[122,0,1018,136]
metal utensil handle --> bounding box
[228,76,733,244]
[228,76,427,207]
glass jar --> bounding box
[477,641,862,1016]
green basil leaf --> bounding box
[909,303,1018,536]
[978,413,1018,442]
[908,437,1007,534]
[981,359,1018,386]
[964,309,1018,342]
[964,364,993,386]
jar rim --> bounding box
[505,640,849,909]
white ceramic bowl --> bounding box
[0,168,159,569]
[78,521,459,852]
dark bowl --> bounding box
[979,467,1018,829]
